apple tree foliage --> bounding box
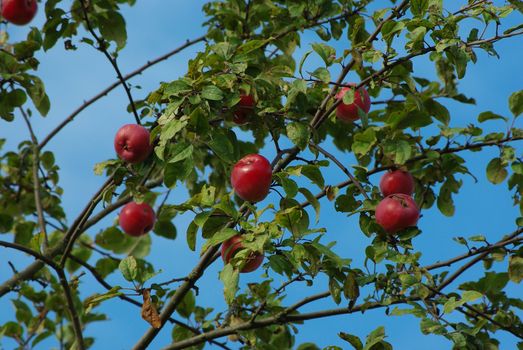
[0,0,523,349]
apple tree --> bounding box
[0,0,522,349]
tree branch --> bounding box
[37,36,206,150]
[309,142,370,200]
[19,107,49,249]
[67,254,232,350]
[132,245,220,350]
[423,229,523,271]
[300,136,523,210]
[160,226,523,349]
[0,175,115,296]
[0,241,85,349]
[78,0,140,124]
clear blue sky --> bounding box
[1,1,522,349]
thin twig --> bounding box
[0,241,85,349]
[37,36,206,150]
[67,254,232,350]
[78,0,140,124]
[0,174,115,297]
[309,142,370,200]
[19,107,49,249]
[299,136,523,210]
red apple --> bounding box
[335,84,371,122]
[379,170,415,197]
[375,194,419,233]
[233,94,255,125]
[231,154,272,202]
[221,235,264,273]
[1,0,37,25]
[119,201,156,237]
[114,124,152,164]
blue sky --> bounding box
[1,1,522,349]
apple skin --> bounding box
[375,194,419,233]
[335,85,371,122]
[119,202,156,237]
[231,154,272,202]
[1,0,37,25]
[221,235,264,273]
[114,124,152,164]
[379,170,415,197]
[233,94,255,125]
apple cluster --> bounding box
[110,83,404,273]
[114,124,156,237]
[1,0,38,25]
[219,153,273,273]
[375,170,420,233]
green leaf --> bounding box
[219,264,239,304]
[168,143,194,164]
[363,326,386,350]
[0,214,14,233]
[280,176,299,198]
[298,50,313,76]
[153,220,177,239]
[486,158,508,184]
[509,255,523,283]
[339,332,363,350]
[342,88,355,105]
[383,139,412,165]
[201,85,224,101]
[7,89,27,107]
[462,290,483,302]
[509,90,523,116]
[24,75,50,116]
[194,211,211,227]
[311,43,335,66]
[329,277,342,304]
[424,99,450,125]
[301,165,325,188]
[311,67,331,83]
[119,256,138,282]
[478,111,507,123]
[299,187,320,223]
[177,290,196,318]
[352,128,376,155]
[164,158,194,188]
[297,343,320,350]
[343,271,360,301]
[98,11,127,50]
[275,207,309,238]
[420,318,446,335]
[186,222,198,251]
[207,130,235,163]
[237,38,271,54]
[84,286,123,313]
[286,122,309,150]
[93,159,119,175]
[201,228,237,253]
[411,0,429,17]
[95,258,120,278]
[437,177,460,217]
[12,299,32,324]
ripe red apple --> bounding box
[114,124,152,164]
[375,194,419,233]
[379,170,415,197]
[1,0,37,25]
[221,235,264,273]
[231,154,272,202]
[335,84,371,122]
[119,201,156,237]
[233,93,255,125]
